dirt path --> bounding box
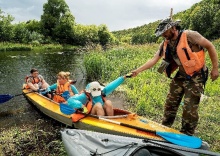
[107,92,128,110]
[108,96,124,109]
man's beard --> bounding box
[166,32,175,40]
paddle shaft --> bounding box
[88,114,156,134]
[16,91,34,97]
[15,90,37,97]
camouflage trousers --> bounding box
[162,71,205,136]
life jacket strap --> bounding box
[201,67,209,89]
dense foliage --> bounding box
[0,0,117,46]
[113,0,220,44]
[0,10,14,42]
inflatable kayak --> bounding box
[61,129,220,156]
[23,89,208,149]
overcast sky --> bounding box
[0,0,202,31]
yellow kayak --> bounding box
[23,89,181,141]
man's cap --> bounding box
[155,18,181,37]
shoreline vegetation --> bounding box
[0,42,79,52]
[1,37,219,52]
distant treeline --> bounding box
[113,0,220,44]
[0,0,118,46]
[1,0,219,46]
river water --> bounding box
[0,50,87,129]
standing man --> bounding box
[132,18,219,135]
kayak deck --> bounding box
[75,110,180,141]
[23,89,73,126]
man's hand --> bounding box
[210,68,219,81]
[131,70,139,77]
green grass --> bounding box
[0,120,67,156]
[0,42,32,51]
[84,42,220,152]
[0,42,78,52]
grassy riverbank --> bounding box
[0,106,68,156]
[0,42,78,52]
[84,42,220,152]
[0,120,67,156]
[0,42,219,155]
[0,92,68,156]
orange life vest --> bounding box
[53,81,74,103]
[162,31,205,77]
[24,75,43,89]
[71,91,106,122]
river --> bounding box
[0,50,87,128]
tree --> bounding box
[41,0,75,43]
[211,0,220,39]
[13,22,30,43]
[0,9,14,42]
[190,2,219,38]
[53,11,75,44]
[26,20,41,33]
[98,24,115,46]
[13,22,44,44]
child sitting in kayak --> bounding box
[65,74,131,116]
[24,68,50,92]
[44,71,79,103]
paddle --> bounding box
[59,104,202,149]
[0,90,36,104]
[85,114,202,149]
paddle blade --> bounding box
[156,131,202,149]
[0,94,14,104]
[60,103,76,115]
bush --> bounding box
[84,52,110,81]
